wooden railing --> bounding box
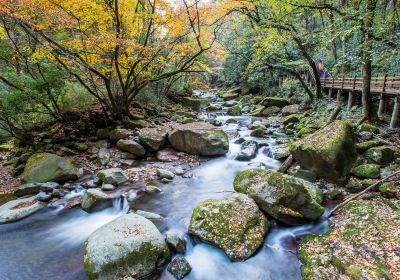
[320,76,400,128]
[321,76,400,96]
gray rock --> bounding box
[0,196,44,224]
[167,256,191,280]
[40,182,60,192]
[83,179,98,189]
[37,191,52,202]
[97,147,110,166]
[21,153,78,183]
[135,210,163,220]
[127,190,138,202]
[97,168,129,186]
[168,122,229,156]
[52,189,63,198]
[84,214,170,279]
[138,127,169,151]
[109,128,130,143]
[116,139,146,157]
[165,230,186,253]
[234,169,324,225]
[101,184,115,191]
[81,189,112,212]
[236,140,258,161]
[174,167,185,176]
[145,185,162,193]
[157,169,175,180]
[13,183,41,197]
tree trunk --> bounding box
[361,0,378,122]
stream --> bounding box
[0,97,329,280]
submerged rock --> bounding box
[0,196,44,224]
[21,153,78,183]
[138,127,169,151]
[234,169,324,225]
[81,189,112,212]
[167,256,191,280]
[189,193,268,261]
[84,213,170,279]
[290,121,357,184]
[168,122,229,156]
[97,168,129,186]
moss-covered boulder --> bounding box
[355,140,384,152]
[21,153,78,183]
[260,106,281,117]
[345,177,377,193]
[84,213,170,280]
[81,189,112,213]
[352,164,380,179]
[109,128,130,143]
[290,121,357,184]
[283,114,300,125]
[222,91,239,101]
[363,146,394,166]
[234,169,324,225]
[378,182,399,198]
[188,193,268,261]
[116,139,146,157]
[168,122,229,156]
[227,105,242,116]
[261,97,290,108]
[138,127,169,151]
[358,123,379,134]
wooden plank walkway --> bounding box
[320,76,400,128]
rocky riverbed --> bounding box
[0,88,399,280]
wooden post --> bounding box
[337,76,344,102]
[348,76,356,111]
[390,96,399,128]
[378,74,387,119]
[329,77,334,98]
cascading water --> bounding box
[0,96,329,280]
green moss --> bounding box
[352,164,380,179]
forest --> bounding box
[0,0,399,280]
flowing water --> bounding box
[0,99,329,280]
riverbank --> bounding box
[0,88,399,280]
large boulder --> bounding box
[97,168,129,186]
[116,139,146,157]
[168,122,229,156]
[0,196,44,224]
[21,153,78,183]
[290,121,357,184]
[234,169,324,225]
[84,213,170,280]
[189,193,268,261]
[81,189,113,212]
[138,127,169,151]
